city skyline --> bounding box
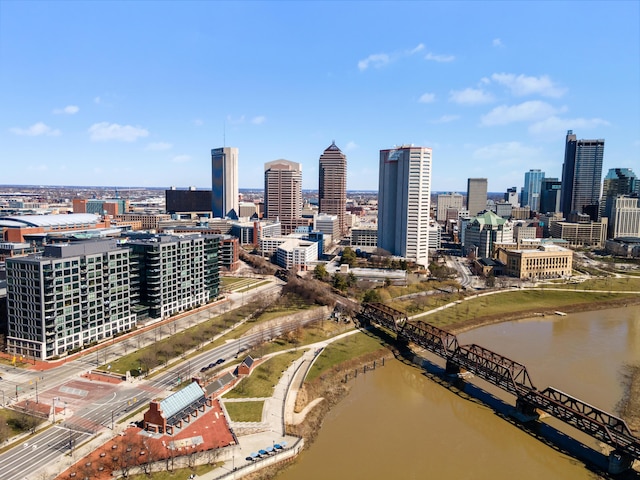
[1,2,638,191]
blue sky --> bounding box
[1,1,638,192]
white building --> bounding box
[436,193,463,223]
[314,214,339,246]
[378,145,432,266]
[276,239,318,271]
[610,196,640,238]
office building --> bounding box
[610,196,640,239]
[6,240,136,360]
[437,193,464,222]
[549,214,607,248]
[378,145,431,266]
[318,142,347,237]
[73,198,129,216]
[467,178,488,217]
[497,245,573,280]
[264,159,307,235]
[463,210,513,258]
[540,178,562,214]
[505,187,520,208]
[166,188,212,214]
[560,130,604,218]
[522,169,545,212]
[211,147,239,219]
[600,168,639,224]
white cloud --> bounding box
[145,142,173,151]
[425,52,455,63]
[226,115,245,125]
[358,53,390,71]
[491,73,566,98]
[193,119,204,127]
[345,141,358,151]
[472,141,541,166]
[251,116,266,125]
[10,122,61,136]
[449,88,494,105]
[481,101,566,126]
[431,114,460,124]
[492,38,504,47]
[53,105,79,115]
[529,116,610,136]
[172,154,191,163]
[94,96,101,104]
[88,122,149,142]
[409,43,425,55]
[28,164,49,171]
[419,92,436,103]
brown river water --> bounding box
[276,306,640,480]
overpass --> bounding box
[359,302,640,474]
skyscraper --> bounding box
[560,131,604,218]
[211,147,239,219]
[318,141,347,237]
[600,168,639,236]
[504,187,520,207]
[467,178,488,217]
[264,159,303,234]
[522,169,545,212]
[540,178,562,214]
[377,145,432,267]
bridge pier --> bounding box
[608,451,634,474]
[513,398,540,423]
[445,360,460,375]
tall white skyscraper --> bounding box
[211,147,239,219]
[377,145,432,267]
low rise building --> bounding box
[497,245,573,280]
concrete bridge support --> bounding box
[608,451,634,474]
[513,398,540,422]
[445,360,460,375]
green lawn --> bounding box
[237,280,271,292]
[221,277,246,287]
[224,351,303,399]
[306,332,389,382]
[540,277,640,291]
[225,401,264,422]
[422,289,638,328]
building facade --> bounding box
[540,178,562,214]
[211,147,239,219]
[378,145,432,267]
[467,178,488,217]
[463,210,514,258]
[436,193,464,222]
[264,159,303,235]
[600,168,639,227]
[6,240,136,360]
[165,188,212,214]
[318,142,347,237]
[497,245,573,280]
[549,217,607,248]
[522,169,545,212]
[560,130,605,218]
[610,196,640,239]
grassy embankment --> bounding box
[223,351,303,422]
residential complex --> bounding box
[6,239,136,360]
[377,145,432,267]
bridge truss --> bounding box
[360,303,640,463]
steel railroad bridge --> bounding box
[359,302,640,474]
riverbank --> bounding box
[618,364,640,435]
[447,296,640,335]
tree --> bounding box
[363,289,382,303]
[313,264,328,281]
[333,274,348,292]
[340,247,357,267]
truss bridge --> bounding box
[359,302,640,473]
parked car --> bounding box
[216,358,225,365]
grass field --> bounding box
[540,276,640,291]
[224,351,303,399]
[306,332,389,382]
[418,289,639,329]
[127,463,218,480]
[224,401,264,422]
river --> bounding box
[276,306,640,480]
